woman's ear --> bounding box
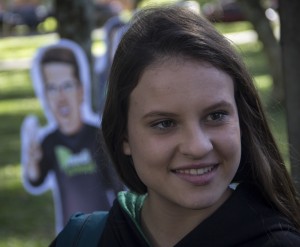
[122,136,131,155]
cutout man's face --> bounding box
[43,62,83,135]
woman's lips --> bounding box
[172,164,218,185]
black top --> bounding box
[29,124,122,225]
[99,183,300,246]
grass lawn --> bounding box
[0,33,57,246]
[0,20,287,246]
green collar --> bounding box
[118,191,146,224]
[117,191,150,244]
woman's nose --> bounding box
[179,124,213,158]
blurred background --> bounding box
[0,0,299,246]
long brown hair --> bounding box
[102,5,300,229]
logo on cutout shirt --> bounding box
[55,146,97,176]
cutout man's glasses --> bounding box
[45,81,78,97]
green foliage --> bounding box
[195,0,213,6]
[238,42,270,77]
[37,17,58,33]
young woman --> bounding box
[53,5,300,247]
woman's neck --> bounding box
[141,189,232,247]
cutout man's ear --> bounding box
[122,136,131,155]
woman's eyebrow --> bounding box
[142,111,178,120]
[142,101,235,120]
[203,100,235,113]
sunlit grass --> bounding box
[214,21,253,34]
[0,29,105,60]
[0,70,31,90]
[0,98,41,114]
[0,164,22,189]
[139,0,178,8]
[0,238,50,247]
[0,34,58,61]
[0,69,34,99]
[0,96,43,167]
[0,57,43,169]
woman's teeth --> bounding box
[175,166,214,175]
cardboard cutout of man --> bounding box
[21,39,123,233]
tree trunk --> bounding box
[54,0,97,110]
[55,0,94,62]
[279,0,300,192]
[238,0,284,104]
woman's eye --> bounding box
[151,120,175,130]
[207,112,227,121]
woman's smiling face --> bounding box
[123,58,241,213]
